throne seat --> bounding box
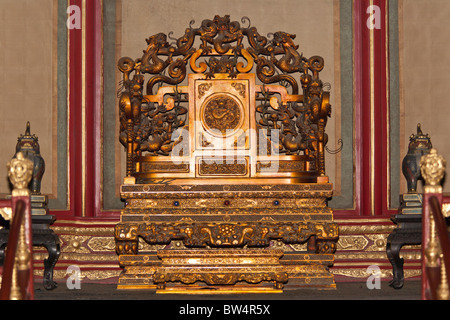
[116,180,338,291]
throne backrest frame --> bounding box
[117,15,331,184]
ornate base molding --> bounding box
[153,249,288,292]
[115,182,339,292]
[117,250,336,291]
[115,221,338,253]
[333,218,422,282]
[26,216,423,289]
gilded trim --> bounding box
[99,0,105,212]
[385,0,391,209]
[335,217,391,223]
[30,220,423,282]
[370,0,375,216]
[66,0,71,210]
[332,268,420,279]
[82,0,87,217]
[54,219,118,225]
[52,0,59,198]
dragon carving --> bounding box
[271,32,304,73]
[118,15,331,176]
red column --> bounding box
[354,0,390,216]
[68,0,83,217]
[64,0,105,218]
[84,0,103,217]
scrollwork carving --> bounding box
[115,221,338,253]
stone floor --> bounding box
[34,280,421,300]
[32,280,422,319]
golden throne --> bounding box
[114,15,338,292]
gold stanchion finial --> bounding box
[7,152,33,197]
[420,148,446,193]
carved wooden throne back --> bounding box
[118,15,332,184]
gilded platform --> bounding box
[116,181,338,291]
[117,250,336,290]
[151,249,287,292]
[119,181,334,222]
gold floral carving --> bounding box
[115,221,338,254]
[33,251,118,263]
[59,234,92,253]
[122,208,333,217]
[198,159,247,176]
[336,235,369,251]
[231,82,246,98]
[128,199,157,208]
[87,237,117,252]
[295,198,326,208]
[44,269,121,281]
[338,224,395,234]
[127,197,327,209]
[120,182,333,196]
[140,162,189,173]
[256,160,308,172]
[365,234,389,251]
[198,83,212,99]
[27,220,423,283]
[332,268,421,280]
[335,252,392,260]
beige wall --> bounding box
[0,0,56,196]
[400,0,450,192]
[5,0,449,206]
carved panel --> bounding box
[141,161,190,173]
[115,221,338,252]
[202,94,243,136]
[198,158,248,176]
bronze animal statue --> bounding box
[402,124,432,192]
[14,122,45,194]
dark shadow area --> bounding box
[34,280,421,301]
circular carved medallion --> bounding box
[201,94,243,137]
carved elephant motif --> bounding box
[402,124,432,192]
[14,122,45,194]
